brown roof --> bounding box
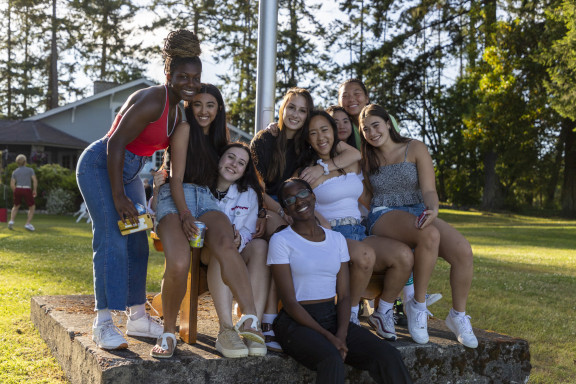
[0,120,88,149]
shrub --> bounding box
[46,188,75,214]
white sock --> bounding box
[262,313,277,325]
[450,308,465,318]
[96,309,112,326]
[128,304,146,320]
[413,298,427,311]
[377,299,394,315]
[403,284,415,302]
[351,305,359,318]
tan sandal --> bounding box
[234,314,264,344]
[150,332,176,359]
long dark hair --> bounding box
[168,83,229,186]
[325,105,357,148]
[299,110,342,175]
[216,142,264,208]
[253,87,314,183]
[359,104,410,175]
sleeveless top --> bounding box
[369,141,424,207]
[314,172,364,222]
[106,85,179,156]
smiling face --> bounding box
[308,115,335,159]
[168,62,202,103]
[361,114,391,148]
[217,146,249,185]
[282,181,316,221]
[192,93,219,134]
[338,82,369,118]
[331,110,353,142]
[281,95,308,138]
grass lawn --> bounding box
[0,210,574,383]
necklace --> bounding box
[215,188,228,201]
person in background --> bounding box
[360,104,477,348]
[269,178,413,384]
[8,154,37,231]
[76,29,201,351]
[325,105,357,149]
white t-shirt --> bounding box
[267,226,350,302]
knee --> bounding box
[351,248,376,272]
[419,226,440,250]
[397,246,415,271]
[454,240,474,269]
[164,255,190,279]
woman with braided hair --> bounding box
[76,29,202,351]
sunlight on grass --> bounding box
[1,211,574,383]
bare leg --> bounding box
[362,236,413,303]
[26,204,35,225]
[347,239,376,307]
[10,204,20,223]
[200,210,258,322]
[240,238,270,319]
[156,214,192,335]
[433,218,473,312]
[205,251,234,331]
[371,210,439,303]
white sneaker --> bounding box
[8,221,14,230]
[368,309,397,341]
[445,313,478,348]
[24,223,35,231]
[404,299,431,344]
[126,313,163,338]
[93,319,128,350]
[426,293,443,306]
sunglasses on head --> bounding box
[284,189,312,206]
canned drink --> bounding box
[189,221,206,248]
[135,203,147,215]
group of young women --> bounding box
[77,28,477,384]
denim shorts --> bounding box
[366,202,426,235]
[155,183,220,223]
[332,223,367,241]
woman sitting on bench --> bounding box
[297,110,414,339]
[269,178,413,384]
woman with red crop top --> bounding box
[76,30,202,351]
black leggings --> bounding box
[274,301,413,384]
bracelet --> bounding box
[316,159,330,175]
[258,208,267,219]
[179,209,192,222]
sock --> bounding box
[377,299,394,315]
[262,313,277,326]
[351,305,359,318]
[450,308,465,318]
[96,309,112,326]
[412,298,427,311]
[403,273,414,301]
[128,304,146,320]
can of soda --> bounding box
[189,221,206,248]
[135,203,147,215]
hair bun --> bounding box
[163,29,202,59]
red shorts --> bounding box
[13,188,35,207]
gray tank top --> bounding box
[369,141,423,207]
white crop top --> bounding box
[267,226,350,302]
[314,172,364,222]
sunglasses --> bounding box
[284,189,312,206]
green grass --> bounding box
[0,211,575,383]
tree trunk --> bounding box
[481,150,502,210]
[561,119,576,217]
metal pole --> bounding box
[254,0,278,133]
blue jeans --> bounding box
[76,138,149,311]
[332,223,367,241]
[155,183,220,224]
[274,301,412,384]
[366,202,426,235]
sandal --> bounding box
[234,314,264,344]
[150,332,176,359]
[262,323,282,352]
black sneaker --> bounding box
[393,298,408,326]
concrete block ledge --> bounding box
[31,295,530,384]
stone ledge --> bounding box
[31,295,531,384]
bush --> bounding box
[46,188,75,214]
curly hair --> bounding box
[163,29,202,75]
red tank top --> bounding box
[106,85,179,156]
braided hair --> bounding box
[162,29,202,75]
